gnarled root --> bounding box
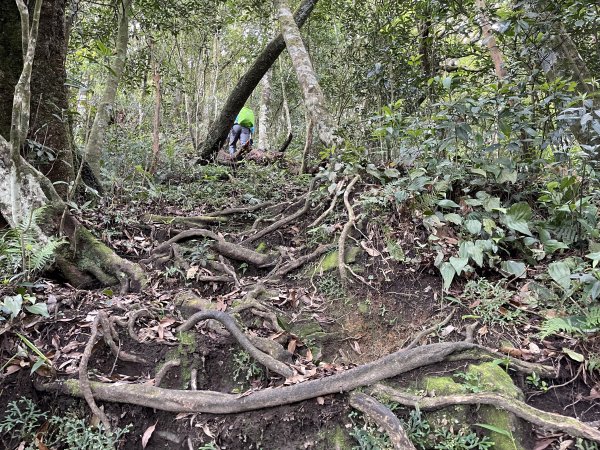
[39,342,553,414]
[267,244,333,280]
[349,392,415,450]
[144,214,227,227]
[178,310,293,378]
[368,384,600,443]
[206,201,274,217]
[147,228,276,268]
[155,359,181,387]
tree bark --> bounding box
[1,0,75,195]
[275,0,337,148]
[149,42,162,174]
[475,0,507,79]
[83,0,132,179]
[198,0,318,160]
[1,0,146,292]
[258,68,272,151]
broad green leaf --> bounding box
[438,199,460,208]
[586,252,600,268]
[470,245,484,267]
[444,213,463,225]
[31,358,45,375]
[459,241,474,259]
[440,262,456,290]
[562,347,584,362]
[383,168,400,178]
[482,218,496,234]
[500,260,526,278]
[497,169,517,184]
[548,261,571,291]
[469,168,487,177]
[504,202,533,236]
[465,219,482,235]
[449,257,469,275]
[25,303,50,318]
[543,240,568,254]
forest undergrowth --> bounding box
[2,147,600,449]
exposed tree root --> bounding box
[144,214,227,227]
[177,310,293,378]
[155,359,181,387]
[338,175,360,285]
[309,179,344,228]
[147,228,276,268]
[267,244,333,280]
[368,384,600,443]
[128,309,152,343]
[98,312,147,364]
[206,201,274,217]
[349,392,415,450]
[38,342,553,414]
[405,309,455,350]
[79,314,111,431]
[241,177,319,245]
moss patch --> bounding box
[314,247,361,273]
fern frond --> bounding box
[540,307,600,338]
[29,238,65,273]
[539,317,580,338]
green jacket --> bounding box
[235,106,255,128]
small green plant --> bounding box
[460,279,523,326]
[348,410,393,450]
[454,371,483,393]
[526,372,549,392]
[539,306,600,338]
[232,350,263,385]
[197,442,219,450]
[1,291,50,321]
[0,398,131,449]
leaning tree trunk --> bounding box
[83,0,132,179]
[0,0,75,196]
[475,0,507,79]
[1,0,146,292]
[198,0,318,161]
[274,0,338,148]
[258,68,272,151]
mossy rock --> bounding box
[313,247,361,273]
[319,426,353,450]
[255,242,268,253]
[417,364,530,450]
[290,320,327,361]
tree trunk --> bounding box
[83,0,132,179]
[258,68,272,151]
[198,0,318,161]
[149,45,162,174]
[475,0,507,79]
[274,0,337,148]
[0,0,75,195]
[1,0,146,292]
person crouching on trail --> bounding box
[228,106,255,156]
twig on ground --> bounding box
[177,310,293,378]
[267,244,333,280]
[368,384,600,443]
[219,255,240,287]
[338,175,360,285]
[349,392,416,450]
[206,201,274,217]
[155,359,181,387]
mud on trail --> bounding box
[2,163,600,450]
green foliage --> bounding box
[539,307,600,338]
[459,279,523,326]
[232,350,263,385]
[0,398,131,449]
[0,207,65,283]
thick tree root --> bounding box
[338,175,360,285]
[144,214,227,227]
[349,392,415,450]
[178,310,293,378]
[241,177,318,245]
[98,312,147,364]
[368,384,600,443]
[38,342,552,414]
[405,309,455,350]
[128,309,152,343]
[147,228,276,268]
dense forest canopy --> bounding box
[0,0,599,448]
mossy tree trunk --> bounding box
[274,0,338,149]
[1,0,146,292]
[0,0,75,196]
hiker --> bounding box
[228,106,255,156]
